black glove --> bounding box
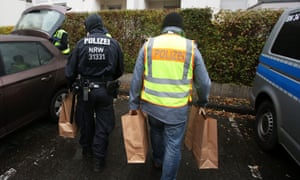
[71,82,81,94]
[106,80,120,98]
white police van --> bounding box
[251,7,300,166]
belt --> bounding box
[82,75,112,82]
[89,82,106,89]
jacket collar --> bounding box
[162,26,183,34]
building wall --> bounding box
[181,0,258,12]
[248,0,258,7]
[0,0,27,26]
[146,0,180,9]
[221,0,248,11]
[67,0,99,12]
[127,0,146,9]
[32,0,99,12]
[5,0,297,27]
[181,0,221,12]
[99,0,126,10]
[0,0,101,26]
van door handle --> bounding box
[41,74,53,81]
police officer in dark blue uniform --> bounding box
[65,13,124,172]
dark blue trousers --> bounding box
[75,86,115,160]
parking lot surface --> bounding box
[0,97,299,180]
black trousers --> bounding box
[75,86,115,160]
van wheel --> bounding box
[255,100,278,151]
[49,88,68,122]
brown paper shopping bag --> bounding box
[58,92,77,138]
[121,110,148,163]
[185,105,218,169]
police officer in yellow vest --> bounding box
[129,12,211,180]
[103,27,112,38]
[52,28,70,55]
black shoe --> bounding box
[93,158,105,172]
[151,159,162,170]
[82,148,93,159]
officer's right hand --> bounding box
[198,107,207,119]
[129,110,138,115]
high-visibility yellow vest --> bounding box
[105,33,112,38]
[53,29,70,55]
[141,33,195,108]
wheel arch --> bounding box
[254,89,283,141]
[48,83,69,122]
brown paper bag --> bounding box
[58,92,77,138]
[185,105,218,169]
[121,110,148,163]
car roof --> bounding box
[0,34,47,42]
[21,4,68,15]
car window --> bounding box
[0,50,5,76]
[0,42,53,75]
[271,11,300,61]
[15,9,65,36]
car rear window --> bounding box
[15,9,64,36]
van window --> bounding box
[271,12,300,61]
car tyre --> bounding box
[49,88,68,122]
[255,100,278,152]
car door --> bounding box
[268,9,300,159]
[0,40,56,132]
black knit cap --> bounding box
[162,12,183,29]
[84,14,103,32]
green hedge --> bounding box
[0,9,283,86]
[206,9,283,85]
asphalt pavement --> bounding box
[0,97,299,180]
[1,75,299,180]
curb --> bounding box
[118,74,255,115]
[206,103,254,115]
[119,89,255,115]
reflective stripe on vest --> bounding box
[141,34,195,107]
[54,29,70,55]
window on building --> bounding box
[108,5,121,10]
[54,3,66,7]
[148,0,180,9]
[20,0,32,2]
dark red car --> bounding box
[0,5,69,138]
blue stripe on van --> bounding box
[257,64,300,100]
[260,55,300,80]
